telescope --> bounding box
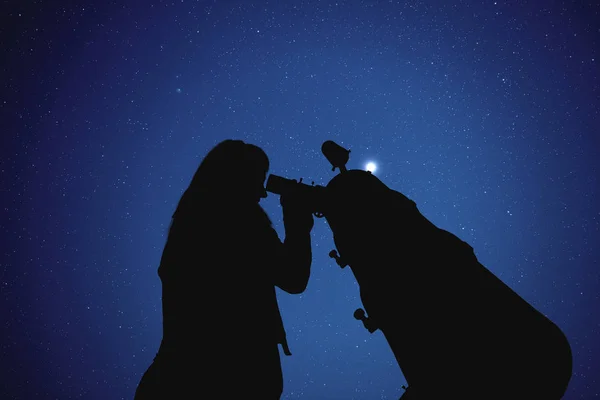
[265,140,350,216]
[266,140,572,400]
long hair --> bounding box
[172,139,270,220]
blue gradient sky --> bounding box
[2,1,599,399]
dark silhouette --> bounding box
[134,140,314,399]
[267,140,573,399]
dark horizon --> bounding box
[2,1,599,399]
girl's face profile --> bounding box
[254,168,268,202]
[234,166,268,204]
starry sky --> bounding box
[1,1,599,399]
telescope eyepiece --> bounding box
[265,174,297,195]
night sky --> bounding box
[2,1,599,399]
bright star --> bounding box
[365,162,377,173]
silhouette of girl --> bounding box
[134,139,314,399]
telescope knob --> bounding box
[328,249,348,268]
[353,308,366,320]
[398,385,413,400]
[353,308,378,333]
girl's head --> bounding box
[174,140,270,217]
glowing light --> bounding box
[365,162,377,173]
